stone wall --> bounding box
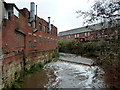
[2,49,57,88]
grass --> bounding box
[2,78,24,89]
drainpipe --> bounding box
[35,5,37,29]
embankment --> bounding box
[2,49,58,88]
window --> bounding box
[15,30,25,48]
[88,32,90,36]
[75,34,77,38]
[8,12,11,19]
[85,33,87,36]
[39,37,42,43]
[33,41,37,47]
[44,26,46,32]
[28,23,30,26]
[44,38,46,43]
[4,8,8,19]
[39,23,42,31]
[49,39,51,42]
[51,39,53,43]
[69,35,71,38]
[47,27,49,33]
[77,34,79,37]
[28,41,32,47]
[48,39,50,42]
[13,7,19,18]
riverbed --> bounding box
[22,53,106,88]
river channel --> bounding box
[22,53,106,88]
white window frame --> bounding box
[75,34,77,38]
[85,33,87,36]
[88,32,90,36]
[77,34,79,37]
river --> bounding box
[22,53,106,88]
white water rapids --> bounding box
[44,53,106,88]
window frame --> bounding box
[33,41,37,47]
[43,26,46,32]
[39,37,42,43]
[28,41,32,47]
[39,23,42,31]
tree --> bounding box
[76,0,120,40]
[76,0,120,88]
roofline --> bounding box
[3,2,20,11]
[59,23,100,34]
[59,19,120,34]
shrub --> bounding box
[52,52,60,58]
[58,39,120,88]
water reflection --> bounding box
[22,70,48,88]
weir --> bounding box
[59,53,94,66]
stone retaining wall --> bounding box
[2,49,56,88]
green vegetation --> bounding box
[24,62,44,75]
[11,78,24,88]
[58,39,109,57]
[2,61,44,89]
[2,78,24,89]
[24,52,59,75]
[58,39,120,88]
[3,52,59,89]
[52,52,60,58]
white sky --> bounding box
[4,0,95,33]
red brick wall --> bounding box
[2,8,58,56]
[2,8,58,87]
[2,8,58,65]
[59,28,117,42]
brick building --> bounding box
[58,23,118,42]
[0,1,58,88]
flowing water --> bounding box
[22,53,106,88]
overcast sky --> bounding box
[4,0,95,33]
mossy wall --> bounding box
[2,49,57,88]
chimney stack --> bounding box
[48,17,51,33]
[29,2,38,33]
[29,2,35,22]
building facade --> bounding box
[1,1,58,88]
[58,23,118,42]
[0,0,4,89]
